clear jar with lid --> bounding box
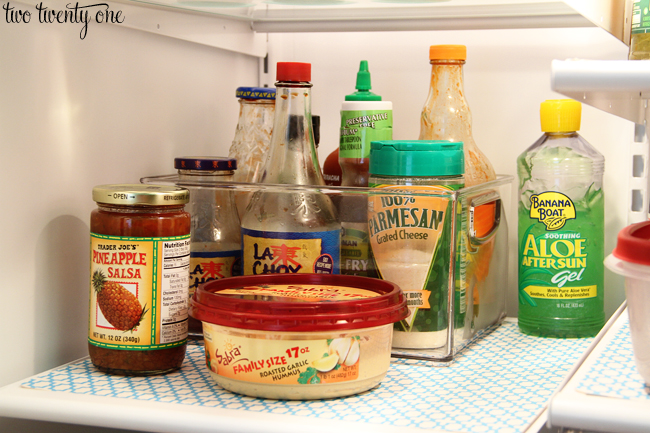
[89,184,191,375]
[175,156,242,336]
[228,87,276,216]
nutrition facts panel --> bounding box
[160,238,190,343]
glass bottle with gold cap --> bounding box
[517,99,605,338]
[419,44,495,187]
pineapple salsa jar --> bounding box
[190,274,408,400]
[89,184,191,375]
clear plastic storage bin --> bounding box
[141,174,513,364]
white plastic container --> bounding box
[604,221,650,385]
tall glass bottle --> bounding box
[517,99,605,338]
[240,62,341,275]
[175,157,242,336]
[419,45,495,187]
[420,45,498,323]
[228,87,276,185]
[227,87,276,218]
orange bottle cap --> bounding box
[429,45,467,61]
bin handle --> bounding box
[469,191,501,248]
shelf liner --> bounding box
[21,322,592,433]
[575,312,650,400]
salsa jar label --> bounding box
[241,228,340,275]
[89,234,191,350]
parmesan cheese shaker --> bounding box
[368,140,465,349]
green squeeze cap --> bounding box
[345,60,382,102]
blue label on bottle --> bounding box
[241,228,341,275]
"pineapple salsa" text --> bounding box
[92,250,147,279]
[92,251,147,266]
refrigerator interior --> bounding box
[0,3,633,431]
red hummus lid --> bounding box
[189,274,408,332]
[612,221,650,266]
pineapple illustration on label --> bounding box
[92,270,147,331]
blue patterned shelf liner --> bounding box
[21,321,592,433]
[575,312,650,400]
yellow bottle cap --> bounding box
[429,45,466,61]
[540,99,581,132]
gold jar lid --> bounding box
[92,184,190,206]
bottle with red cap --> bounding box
[240,62,341,276]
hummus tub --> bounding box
[189,274,408,400]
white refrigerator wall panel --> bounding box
[0,15,632,433]
[0,17,259,392]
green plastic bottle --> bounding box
[517,99,605,338]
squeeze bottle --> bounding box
[338,60,392,277]
[339,60,392,187]
[517,99,605,338]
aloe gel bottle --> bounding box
[517,99,605,338]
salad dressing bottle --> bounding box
[419,45,495,187]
